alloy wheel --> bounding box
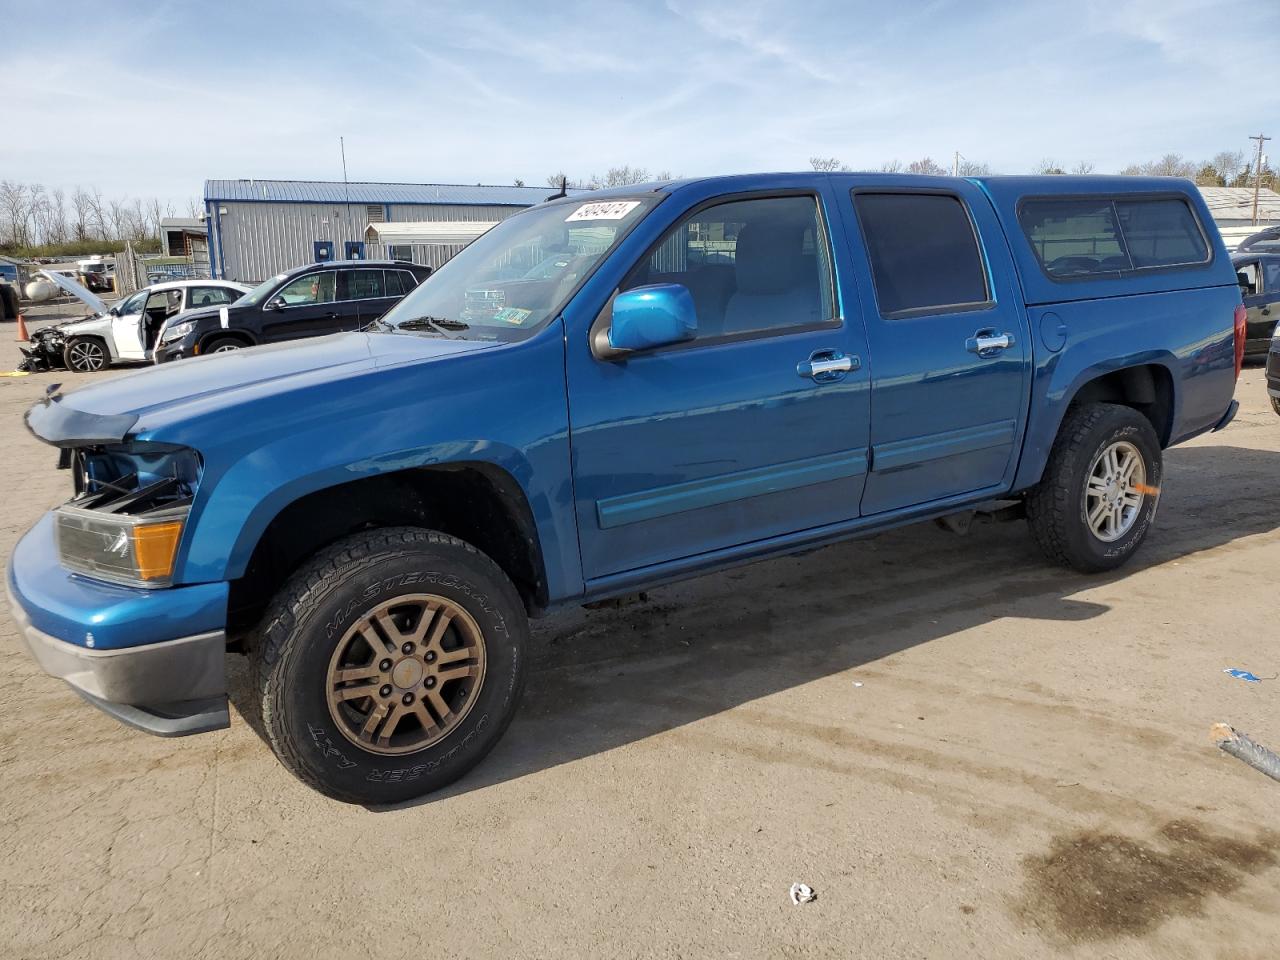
[325,594,487,755]
[1083,440,1147,542]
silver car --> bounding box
[38,271,251,371]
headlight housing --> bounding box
[54,443,202,588]
[55,506,187,586]
[159,320,194,344]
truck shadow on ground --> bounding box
[224,442,1280,808]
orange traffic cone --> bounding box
[14,313,28,343]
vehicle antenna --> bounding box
[340,136,353,253]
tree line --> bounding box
[0,181,202,257]
[807,150,1276,187]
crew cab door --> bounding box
[565,183,872,581]
[833,179,1032,514]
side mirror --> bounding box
[107,306,118,316]
[268,295,286,311]
[597,283,697,359]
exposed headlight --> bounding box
[160,320,194,344]
[54,443,202,588]
[55,505,187,587]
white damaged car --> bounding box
[24,272,251,372]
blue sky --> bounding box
[6,0,1277,205]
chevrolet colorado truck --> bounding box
[8,174,1243,804]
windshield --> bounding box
[236,273,289,307]
[377,197,656,340]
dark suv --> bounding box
[1232,251,1280,359]
[154,260,432,363]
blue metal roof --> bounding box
[204,179,583,206]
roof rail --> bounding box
[1236,225,1280,252]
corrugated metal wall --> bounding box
[215,202,526,282]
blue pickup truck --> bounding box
[8,174,1243,803]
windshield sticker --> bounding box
[565,200,641,222]
[493,307,533,326]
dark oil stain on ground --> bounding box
[1018,819,1280,942]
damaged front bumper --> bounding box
[7,513,230,736]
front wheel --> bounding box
[1270,396,1280,417]
[202,336,244,354]
[63,337,107,372]
[253,528,527,804]
[1026,402,1163,573]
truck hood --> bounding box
[26,331,500,446]
[39,269,108,315]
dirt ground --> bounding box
[1,300,1278,959]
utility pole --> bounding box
[953,151,961,177]
[1250,133,1270,225]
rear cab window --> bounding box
[1019,196,1210,280]
[852,192,991,317]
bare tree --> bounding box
[1149,153,1195,178]
[587,166,652,189]
[72,187,92,241]
[1034,159,1066,175]
[878,159,904,173]
[1071,161,1096,175]
[186,197,202,218]
[906,157,946,176]
[809,156,851,172]
[0,181,30,246]
[1211,150,1245,183]
[48,188,68,244]
[957,158,991,176]
[86,187,109,240]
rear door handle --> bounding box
[797,350,860,382]
[966,330,1015,357]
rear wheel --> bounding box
[1026,402,1162,573]
[253,527,527,804]
[63,337,107,372]
[203,336,244,354]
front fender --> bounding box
[165,326,582,602]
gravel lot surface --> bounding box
[1,300,1278,959]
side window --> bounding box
[1020,196,1210,279]
[277,272,336,306]
[1018,200,1127,278]
[387,270,417,297]
[144,289,182,320]
[1114,198,1208,268]
[343,269,385,300]
[187,286,235,308]
[1237,261,1261,296]
[622,195,834,339]
[117,290,149,316]
[853,193,989,316]
[1263,261,1280,294]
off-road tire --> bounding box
[1026,402,1162,573]
[202,336,245,354]
[252,527,527,804]
[1270,396,1280,417]
[63,336,108,372]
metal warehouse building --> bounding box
[203,179,570,282]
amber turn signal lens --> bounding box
[133,520,185,580]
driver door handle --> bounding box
[797,350,859,382]
[966,330,1015,356]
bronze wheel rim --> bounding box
[325,594,487,756]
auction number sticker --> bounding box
[493,307,533,325]
[565,200,641,222]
